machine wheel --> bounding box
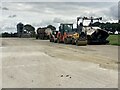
[64,38,68,44]
[54,39,57,43]
[44,37,48,40]
[76,40,80,46]
[76,40,87,46]
[57,38,60,43]
[36,35,38,39]
[50,39,52,42]
[72,39,75,45]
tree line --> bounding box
[92,22,120,33]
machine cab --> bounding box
[59,23,73,35]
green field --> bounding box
[107,34,120,46]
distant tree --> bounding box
[24,24,35,32]
[2,32,18,37]
[47,25,56,30]
[24,24,35,37]
[93,22,119,33]
[117,23,120,32]
[2,32,10,37]
[92,22,101,27]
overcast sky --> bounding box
[0,1,119,33]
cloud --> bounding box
[119,2,120,20]
[1,2,118,33]
[8,15,17,18]
[109,5,118,20]
[53,17,64,23]
[2,7,9,10]
[2,0,119,2]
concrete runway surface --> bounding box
[1,38,119,88]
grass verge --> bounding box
[107,34,120,46]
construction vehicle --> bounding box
[57,23,74,44]
[71,17,87,46]
[36,27,52,40]
[56,21,87,46]
[80,17,109,44]
[49,30,58,42]
[36,27,47,39]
